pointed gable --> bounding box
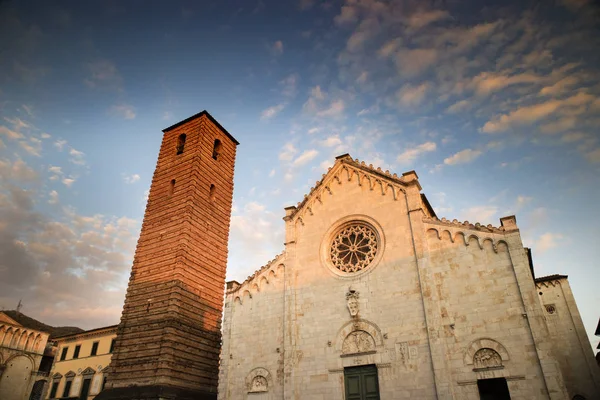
[285,154,424,226]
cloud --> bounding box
[561,132,587,143]
[123,174,140,184]
[303,86,327,114]
[470,71,541,97]
[4,117,30,131]
[48,190,59,205]
[279,74,299,98]
[397,142,437,165]
[19,137,42,156]
[279,142,297,161]
[62,178,75,187]
[269,169,275,178]
[0,158,39,182]
[54,139,67,151]
[261,104,285,120]
[444,148,483,165]
[396,83,429,107]
[319,135,342,148]
[317,100,345,118]
[516,195,532,207]
[481,92,596,134]
[406,10,451,31]
[446,99,470,114]
[0,182,140,328]
[335,4,359,26]
[84,60,123,91]
[110,104,136,120]
[459,205,498,224]
[272,40,284,55]
[534,233,563,253]
[228,201,284,280]
[293,149,319,166]
[0,126,24,140]
[585,147,600,163]
[69,148,86,165]
[539,76,580,96]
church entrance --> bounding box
[344,365,380,400]
[477,378,511,400]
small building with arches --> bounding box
[218,154,600,400]
[0,311,56,400]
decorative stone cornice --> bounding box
[535,274,568,288]
[226,252,285,295]
[286,154,417,226]
[423,216,506,234]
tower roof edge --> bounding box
[162,110,240,145]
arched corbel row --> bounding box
[426,227,506,253]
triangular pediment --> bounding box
[81,367,96,375]
[285,154,424,224]
[65,371,76,378]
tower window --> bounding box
[176,134,186,155]
[169,179,176,196]
[209,184,216,201]
[212,139,222,160]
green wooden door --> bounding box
[344,365,380,400]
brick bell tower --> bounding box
[97,111,238,400]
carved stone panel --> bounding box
[342,330,375,355]
[251,376,267,392]
[473,348,502,369]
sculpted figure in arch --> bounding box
[251,376,267,392]
[346,289,359,317]
[473,348,502,369]
[342,330,375,355]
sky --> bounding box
[0,0,598,349]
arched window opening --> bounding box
[212,139,222,160]
[176,134,186,155]
[209,184,216,202]
[169,179,176,196]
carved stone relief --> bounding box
[473,348,502,369]
[346,289,359,317]
[342,330,375,355]
[246,367,272,393]
[250,376,268,392]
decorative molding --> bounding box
[425,226,509,253]
[287,156,410,227]
[245,367,273,394]
[423,216,506,234]
[464,338,509,366]
[346,289,360,317]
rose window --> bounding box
[330,223,378,273]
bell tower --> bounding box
[97,111,238,399]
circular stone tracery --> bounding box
[330,223,378,273]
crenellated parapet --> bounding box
[226,252,286,305]
[423,215,519,253]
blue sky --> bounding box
[0,0,598,348]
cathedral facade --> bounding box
[218,155,600,400]
[100,111,598,400]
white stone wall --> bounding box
[536,278,600,399]
[219,158,594,400]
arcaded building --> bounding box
[218,155,600,400]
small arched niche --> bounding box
[176,134,186,155]
[209,184,216,201]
